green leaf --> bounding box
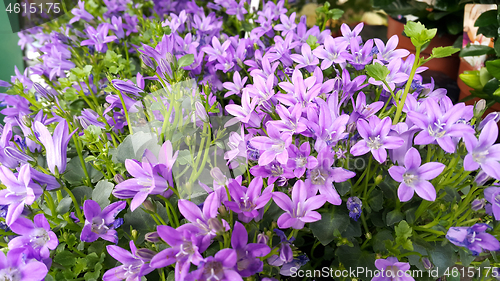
[327,8,344,20]
[403,21,426,38]
[310,207,350,245]
[431,46,459,58]
[92,180,114,208]
[335,181,351,196]
[372,230,393,253]
[365,63,390,81]
[460,71,483,90]
[495,40,500,57]
[474,10,498,27]
[486,59,500,80]
[56,197,73,215]
[428,242,457,277]
[483,78,500,96]
[403,21,436,48]
[178,54,194,68]
[54,251,76,267]
[480,67,494,86]
[386,209,404,226]
[367,189,383,212]
[477,25,498,38]
[71,186,93,206]
[458,248,476,267]
[460,45,495,57]
[306,35,318,48]
[395,220,412,240]
[111,131,160,164]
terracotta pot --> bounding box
[387,16,460,80]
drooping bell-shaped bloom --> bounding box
[0,164,43,226]
[388,148,445,202]
[371,257,415,281]
[463,120,500,180]
[8,214,58,260]
[0,248,48,281]
[33,120,76,175]
[103,241,155,281]
[446,223,500,256]
[224,177,273,223]
[80,200,126,243]
[273,180,326,229]
[231,222,270,277]
[350,116,404,163]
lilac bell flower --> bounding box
[313,35,349,70]
[8,214,58,260]
[350,116,404,163]
[372,257,415,281]
[250,124,293,166]
[388,147,445,202]
[69,0,94,24]
[112,159,170,211]
[33,120,76,175]
[226,0,247,21]
[222,72,247,98]
[202,37,231,62]
[0,248,48,281]
[347,38,374,71]
[373,35,410,63]
[80,24,117,53]
[446,223,500,256]
[286,142,318,178]
[80,200,126,243]
[484,186,500,220]
[339,22,363,45]
[463,120,500,180]
[224,177,273,223]
[0,164,43,226]
[368,59,409,92]
[290,43,319,71]
[103,241,155,281]
[274,12,297,36]
[225,90,261,128]
[407,98,474,153]
[189,249,242,281]
[347,197,362,221]
[273,180,326,229]
[231,222,271,277]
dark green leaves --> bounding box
[310,210,349,245]
[486,59,500,80]
[386,209,404,226]
[92,180,114,208]
[459,45,495,57]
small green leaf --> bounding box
[328,8,344,20]
[404,21,436,47]
[483,78,500,96]
[474,10,498,27]
[395,220,412,240]
[365,63,390,81]
[403,21,426,38]
[431,46,459,58]
[486,59,500,80]
[178,54,194,68]
[367,189,384,212]
[92,180,114,208]
[310,207,350,245]
[460,45,495,57]
[54,251,76,267]
[386,209,404,226]
[460,71,483,90]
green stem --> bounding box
[63,187,84,224]
[116,90,133,134]
[393,45,421,125]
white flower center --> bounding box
[30,228,50,247]
[403,173,417,187]
[367,135,382,150]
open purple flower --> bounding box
[286,142,318,178]
[0,164,43,226]
[103,241,155,281]
[223,72,247,98]
[368,59,409,92]
[250,124,292,166]
[290,43,319,71]
[231,222,270,277]
[484,186,500,220]
[373,35,410,63]
[274,12,296,36]
[224,177,273,223]
[273,180,326,229]
[350,116,404,163]
[80,200,126,243]
[69,0,94,24]
[446,223,500,256]
[388,148,445,202]
[189,249,242,281]
[80,24,117,53]
[313,35,349,70]
[34,120,76,175]
[347,38,373,71]
[8,214,58,260]
[463,120,500,179]
[0,248,48,281]
[372,257,414,281]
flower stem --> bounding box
[393,46,421,125]
[63,186,84,224]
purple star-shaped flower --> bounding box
[484,186,500,220]
[224,177,273,223]
[368,59,409,92]
[372,257,414,281]
[250,124,293,166]
[347,38,374,71]
[446,223,500,256]
[189,249,242,281]
[350,116,404,163]
[388,147,445,202]
[223,72,247,98]
[231,222,270,277]
[0,164,43,226]
[103,241,155,281]
[0,248,48,281]
[80,24,117,53]
[290,44,319,71]
[313,35,349,70]
[273,180,326,229]
[80,199,126,243]
[69,0,94,24]
[286,142,318,178]
[463,120,500,179]
[274,12,297,36]
[374,35,410,63]
[8,214,58,260]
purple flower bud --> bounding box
[208,217,225,233]
[114,173,125,184]
[135,248,156,260]
[33,83,55,100]
[142,200,156,212]
[472,198,486,211]
[347,197,362,221]
[140,54,156,69]
[257,233,269,244]
[422,257,433,270]
[145,231,160,243]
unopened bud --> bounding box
[208,217,225,233]
[374,175,383,185]
[145,231,161,243]
[136,248,156,260]
[472,198,486,211]
[142,200,156,212]
[114,174,125,184]
[422,257,433,270]
[474,99,486,117]
[365,232,372,240]
[218,205,227,217]
[257,233,269,245]
[131,229,138,240]
[140,54,156,70]
[21,115,32,127]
